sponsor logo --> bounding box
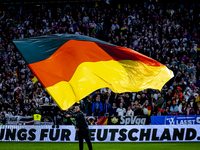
[165,116,200,125]
[120,116,146,125]
[166,117,175,125]
[111,117,119,124]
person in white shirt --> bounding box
[171,35,179,46]
[23,95,31,105]
[143,106,149,116]
[116,103,126,117]
[180,35,187,47]
[40,92,49,104]
[28,26,34,35]
[183,89,191,102]
[82,14,89,23]
[126,106,134,116]
[68,24,74,33]
[154,90,160,100]
[32,96,40,107]
[111,22,120,31]
[148,4,155,10]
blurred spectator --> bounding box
[30,105,41,115]
[15,107,23,116]
[134,104,144,117]
[143,105,149,116]
[151,102,158,116]
[40,92,49,104]
[174,86,183,101]
[126,106,134,116]
[196,77,200,88]
[174,94,181,106]
[149,94,156,104]
[23,106,31,116]
[183,88,191,102]
[196,103,200,115]
[155,93,164,109]
[183,103,195,115]
[79,100,86,113]
[162,106,171,115]
[178,99,187,115]
[129,101,136,111]
[104,99,111,116]
[143,99,151,108]
[85,96,93,116]
[120,97,127,109]
[170,101,179,115]
[0,113,6,125]
[165,89,173,102]
[110,102,117,116]
[116,103,126,117]
[92,96,103,117]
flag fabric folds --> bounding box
[96,116,108,125]
[13,34,174,110]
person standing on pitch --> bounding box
[66,105,93,150]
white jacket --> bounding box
[116,108,126,116]
[126,110,134,116]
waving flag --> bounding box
[13,34,174,110]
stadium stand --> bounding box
[0,0,200,125]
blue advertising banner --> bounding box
[151,115,200,125]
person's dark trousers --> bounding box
[78,129,93,150]
[86,109,92,116]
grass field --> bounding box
[0,142,200,150]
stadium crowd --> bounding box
[0,1,200,124]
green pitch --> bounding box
[0,142,200,150]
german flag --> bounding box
[29,74,38,83]
[96,116,108,125]
[197,45,200,51]
[147,105,152,115]
[13,34,174,110]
